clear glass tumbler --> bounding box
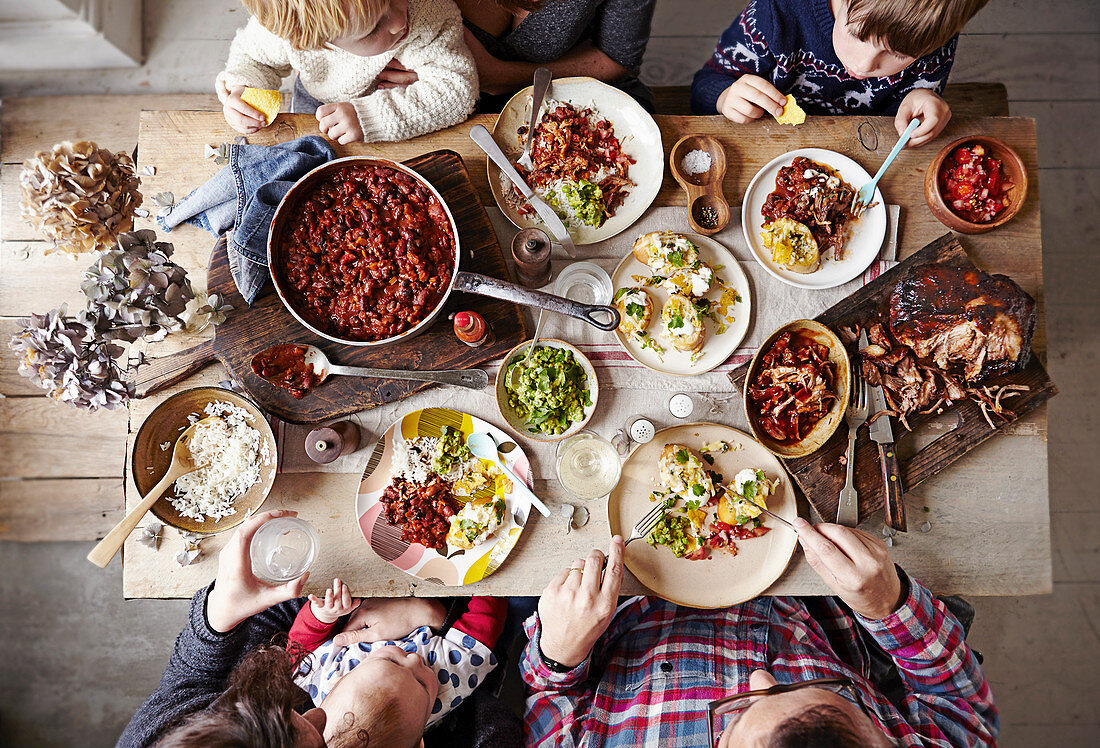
[249,516,319,584]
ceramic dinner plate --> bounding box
[489,76,664,245]
[607,424,798,608]
[355,407,532,586]
[611,233,752,376]
[742,148,887,290]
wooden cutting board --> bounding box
[134,150,528,423]
[729,233,1057,526]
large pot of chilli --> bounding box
[268,156,619,348]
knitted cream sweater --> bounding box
[216,0,477,142]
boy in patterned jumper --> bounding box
[692,0,989,147]
[218,0,477,143]
[287,578,505,744]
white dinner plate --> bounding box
[741,148,887,290]
[611,233,752,376]
[489,76,663,245]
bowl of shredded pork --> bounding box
[131,387,277,533]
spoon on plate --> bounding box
[517,67,552,171]
[253,344,488,393]
[465,432,551,517]
[507,310,547,390]
[87,416,221,568]
[852,118,921,213]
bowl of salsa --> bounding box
[925,136,1027,234]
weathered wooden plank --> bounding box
[0,397,128,478]
[0,94,220,164]
[1013,101,1100,168]
[0,478,124,541]
[0,240,90,314]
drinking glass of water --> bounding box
[556,430,622,500]
[249,516,319,584]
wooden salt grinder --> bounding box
[305,420,361,464]
[511,228,553,288]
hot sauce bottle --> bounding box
[451,311,493,348]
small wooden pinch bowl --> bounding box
[670,134,730,235]
[925,135,1027,235]
[131,386,278,534]
[742,320,850,459]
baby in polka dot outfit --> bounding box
[288,578,505,731]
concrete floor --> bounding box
[1,1,1098,746]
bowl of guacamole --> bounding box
[495,339,598,442]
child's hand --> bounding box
[377,59,419,90]
[316,102,365,145]
[308,577,360,625]
[896,89,951,147]
[716,75,787,124]
[223,85,266,134]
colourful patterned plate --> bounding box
[355,407,533,586]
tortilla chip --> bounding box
[241,87,281,126]
[774,95,806,125]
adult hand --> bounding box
[316,102,365,145]
[794,518,905,620]
[330,597,448,647]
[716,75,787,124]
[896,89,951,147]
[206,509,310,633]
[537,536,625,668]
[223,85,266,134]
[376,59,419,90]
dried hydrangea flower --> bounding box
[80,229,195,343]
[8,304,132,411]
[19,140,142,255]
[138,522,164,550]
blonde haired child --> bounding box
[218,0,477,143]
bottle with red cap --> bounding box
[451,311,493,348]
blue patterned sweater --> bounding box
[691,0,957,116]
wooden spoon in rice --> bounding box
[87,416,221,568]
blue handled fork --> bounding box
[852,118,921,214]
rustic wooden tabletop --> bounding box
[0,101,1050,599]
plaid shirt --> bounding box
[521,573,997,747]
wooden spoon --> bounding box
[86,416,220,568]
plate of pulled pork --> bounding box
[489,76,663,244]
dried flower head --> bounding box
[80,229,195,343]
[20,140,143,255]
[8,304,132,411]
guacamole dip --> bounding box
[433,425,472,475]
[504,345,592,436]
[647,513,695,558]
[550,180,605,228]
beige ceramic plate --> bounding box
[489,76,663,245]
[611,233,752,376]
[607,423,798,608]
[495,338,598,442]
[743,319,850,459]
[131,386,277,534]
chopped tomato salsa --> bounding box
[938,143,1013,223]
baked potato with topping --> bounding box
[661,261,715,298]
[662,294,706,353]
[633,231,699,274]
[614,287,653,335]
[761,218,820,274]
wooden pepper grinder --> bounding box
[305,420,361,464]
[511,228,552,288]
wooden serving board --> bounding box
[134,150,528,423]
[730,233,1057,526]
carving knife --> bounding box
[469,124,578,259]
[868,377,906,532]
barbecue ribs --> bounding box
[889,264,1036,383]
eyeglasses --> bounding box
[706,677,882,747]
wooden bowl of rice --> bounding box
[131,387,277,534]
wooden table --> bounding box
[3,105,1052,599]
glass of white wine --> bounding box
[555,430,622,500]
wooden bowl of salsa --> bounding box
[925,136,1027,234]
[742,320,850,459]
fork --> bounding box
[851,118,920,214]
[624,501,668,545]
[838,336,870,526]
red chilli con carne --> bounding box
[281,164,456,342]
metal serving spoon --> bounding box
[254,344,488,391]
[87,416,220,568]
[507,310,547,391]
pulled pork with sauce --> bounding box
[747,332,838,443]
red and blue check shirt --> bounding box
[520,573,997,747]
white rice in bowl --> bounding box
[170,400,273,522]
